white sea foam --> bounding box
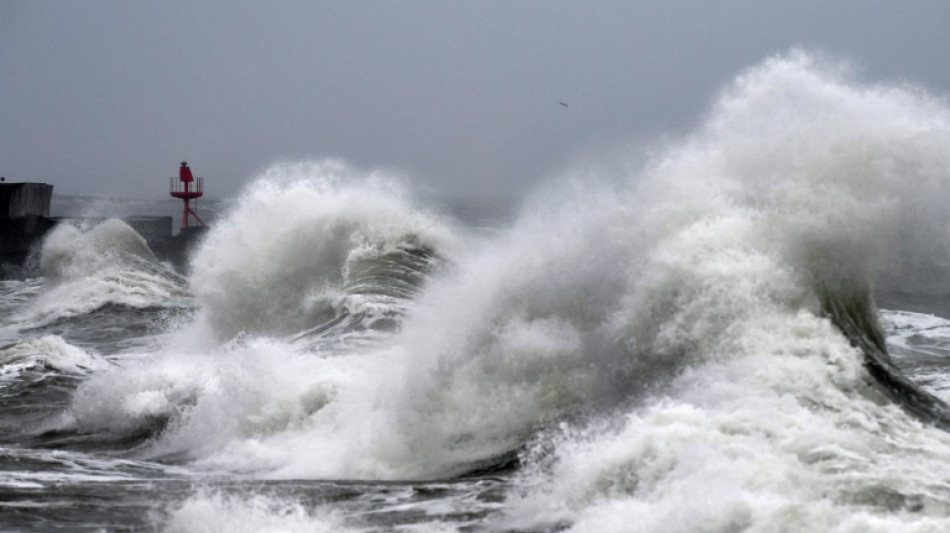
[63,335,358,452]
[0,335,108,380]
[160,491,355,533]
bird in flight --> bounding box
[560,102,569,107]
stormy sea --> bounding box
[8,53,950,532]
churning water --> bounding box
[6,51,950,532]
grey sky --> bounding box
[3,1,950,201]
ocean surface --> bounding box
[7,52,950,532]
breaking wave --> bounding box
[187,161,457,343]
[13,219,191,328]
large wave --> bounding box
[57,51,950,531]
[491,51,950,532]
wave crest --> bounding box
[14,220,191,327]
[188,161,456,340]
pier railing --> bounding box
[170,176,203,195]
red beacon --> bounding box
[170,161,206,228]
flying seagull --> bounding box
[560,102,569,107]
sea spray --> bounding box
[14,219,191,328]
[80,51,950,492]
[40,218,157,278]
[187,160,458,341]
[494,51,950,532]
[60,163,458,462]
[176,177,639,479]
[204,48,944,484]
[28,50,950,532]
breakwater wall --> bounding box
[0,183,57,267]
[1,183,206,276]
[126,217,206,270]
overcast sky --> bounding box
[3,1,950,201]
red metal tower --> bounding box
[170,161,206,228]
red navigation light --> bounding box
[180,161,195,183]
[169,161,206,229]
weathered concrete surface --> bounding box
[0,183,56,265]
[0,183,53,218]
[125,216,174,244]
[149,226,207,272]
[0,215,57,266]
